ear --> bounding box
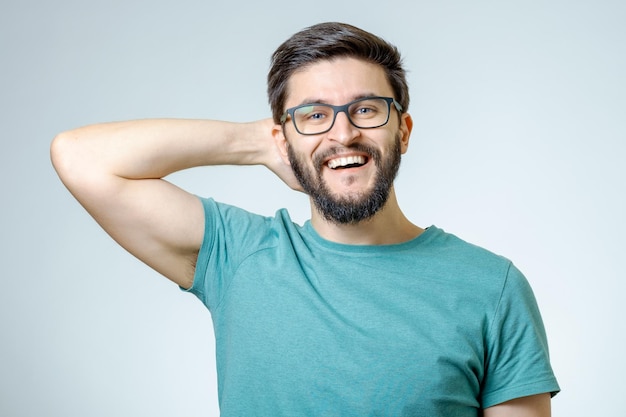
[399,113,413,154]
[272,123,292,165]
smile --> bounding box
[327,155,368,170]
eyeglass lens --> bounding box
[293,97,391,135]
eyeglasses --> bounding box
[280,96,403,136]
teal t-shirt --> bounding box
[187,198,559,416]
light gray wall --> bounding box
[1,1,624,416]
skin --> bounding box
[273,58,422,245]
[50,56,551,416]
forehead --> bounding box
[285,57,393,106]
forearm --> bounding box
[50,118,276,286]
[51,118,270,182]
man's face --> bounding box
[278,57,411,224]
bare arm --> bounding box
[483,393,551,417]
[51,118,298,288]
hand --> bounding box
[254,118,303,192]
[268,152,304,192]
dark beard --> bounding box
[287,134,402,225]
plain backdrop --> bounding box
[1,1,624,416]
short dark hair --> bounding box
[267,22,409,123]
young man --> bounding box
[51,22,559,416]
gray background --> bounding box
[1,0,624,416]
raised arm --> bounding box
[50,118,297,288]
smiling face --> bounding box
[276,57,412,224]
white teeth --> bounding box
[327,155,366,169]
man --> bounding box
[51,22,559,416]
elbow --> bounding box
[50,131,77,184]
[50,129,96,193]
[51,129,120,203]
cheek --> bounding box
[285,137,323,166]
[286,142,311,172]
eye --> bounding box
[308,112,326,120]
[351,104,379,118]
[295,105,332,124]
[355,106,375,115]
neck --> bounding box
[309,187,423,245]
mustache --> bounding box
[313,143,381,170]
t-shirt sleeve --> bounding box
[181,197,273,311]
[481,263,560,407]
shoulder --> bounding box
[198,197,303,250]
[421,226,514,278]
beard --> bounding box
[287,133,402,225]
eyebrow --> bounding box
[295,93,381,107]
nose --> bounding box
[327,110,360,145]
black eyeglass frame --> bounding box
[280,96,403,136]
